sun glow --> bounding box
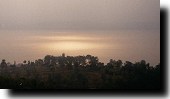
[40,36,107,51]
[46,41,96,51]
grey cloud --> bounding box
[0,0,159,31]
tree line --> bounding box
[0,54,160,89]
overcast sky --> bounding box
[0,0,159,31]
[0,0,160,65]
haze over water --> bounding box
[0,0,160,66]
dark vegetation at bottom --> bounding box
[0,54,160,90]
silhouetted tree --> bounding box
[0,54,160,89]
[0,59,7,68]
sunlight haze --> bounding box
[0,0,160,66]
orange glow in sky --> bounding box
[38,35,111,51]
[0,0,159,65]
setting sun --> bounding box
[40,36,107,51]
[46,41,94,51]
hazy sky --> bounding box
[0,0,160,65]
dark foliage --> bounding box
[0,54,160,89]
